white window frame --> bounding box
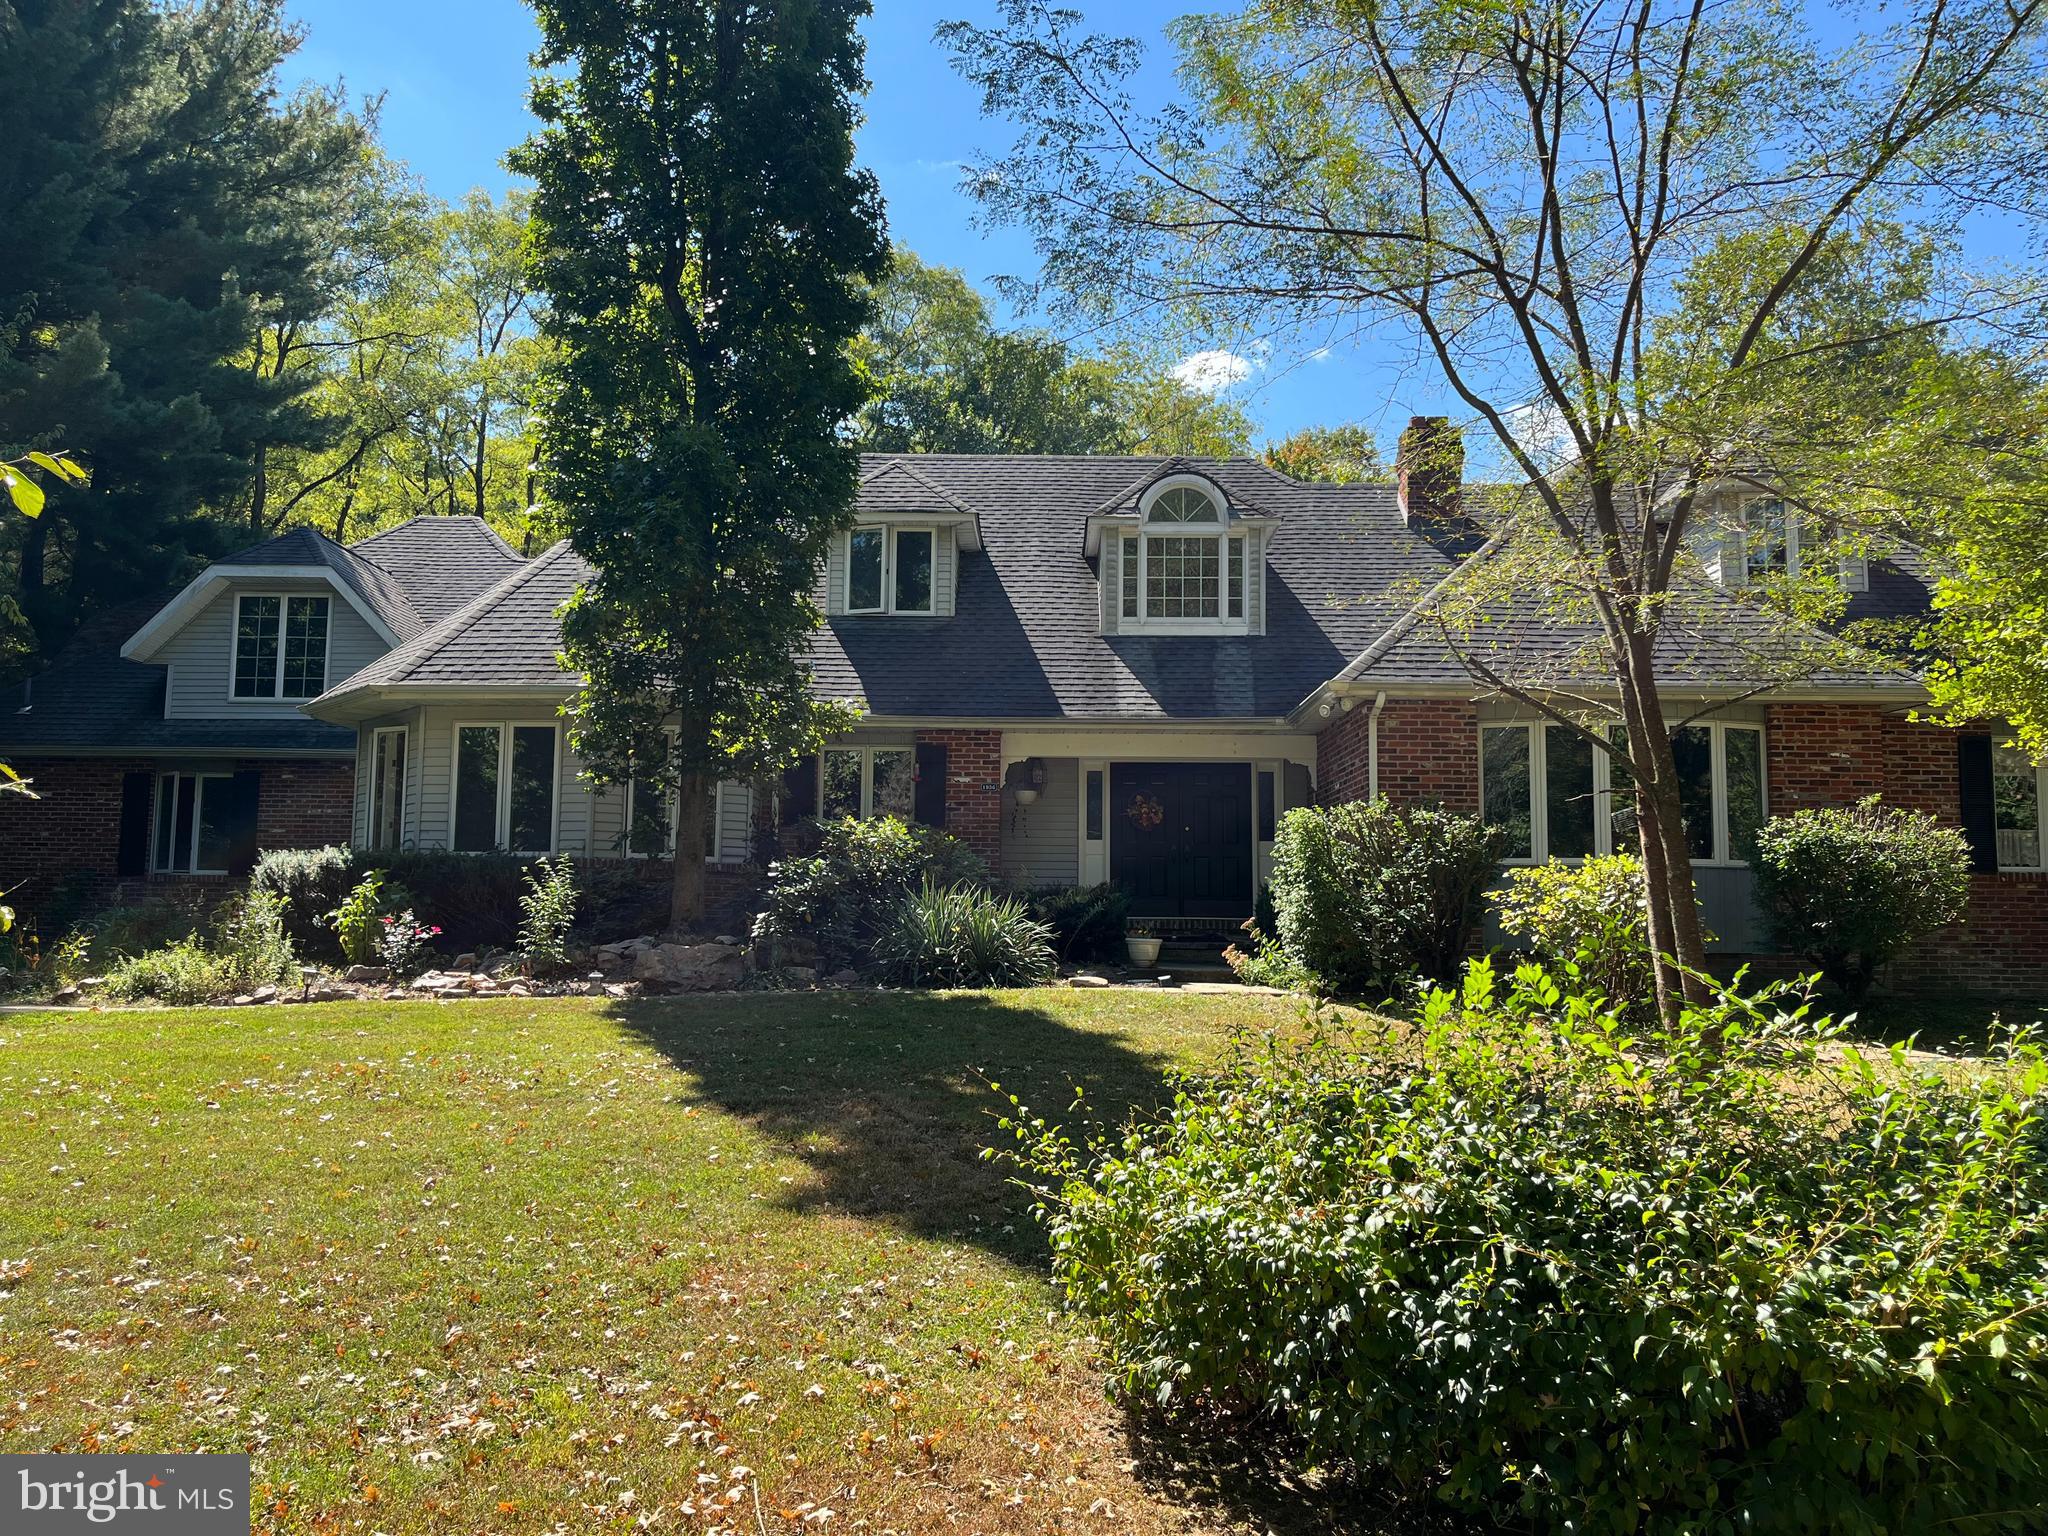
[152,770,235,876]
[1478,719,1766,867]
[449,720,561,856]
[621,766,734,864]
[1115,477,1252,635]
[368,726,409,851]
[817,745,917,820]
[1734,496,1868,592]
[1991,744,2046,873]
[843,525,938,615]
[229,592,331,701]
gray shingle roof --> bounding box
[352,516,529,621]
[229,526,430,643]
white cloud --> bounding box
[1170,348,1255,394]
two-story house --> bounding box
[3,425,2040,990]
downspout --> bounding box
[1367,690,1388,802]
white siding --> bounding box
[824,533,846,616]
[1099,537,1119,635]
[1249,527,1267,634]
[159,578,387,718]
[1000,757,1081,888]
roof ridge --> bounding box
[861,456,980,515]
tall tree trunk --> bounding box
[473,396,489,519]
[249,443,269,532]
[669,768,710,932]
[1617,637,1712,1024]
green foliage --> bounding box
[107,890,296,1004]
[755,816,987,970]
[251,845,359,952]
[510,0,888,923]
[84,898,207,962]
[1493,853,1658,1019]
[855,249,1251,456]
[356,850,529,953]
[1221,931,1318,992]
[374,911,440,977]
[1006,964,2048,1532]
[325,871,398,967]
[519,856,578,974]
[1751,796,1972,1002]
[1269,801,1506,993]
[877,880,1056,988]
[1259,424,1382,484]
[1024,882,1131,964]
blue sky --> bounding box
[279,0,1419,447]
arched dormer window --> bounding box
[1116,476,1250,630]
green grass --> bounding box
[0,989,1385,1535]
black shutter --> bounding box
[914,742,948,828]
[780,756,818,827]
[1958,734,1997,873]
[116,771,154,878]
[225,769,263,875]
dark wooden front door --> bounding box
[1110,762,1254,920]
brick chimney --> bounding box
[1395,415,1464,527]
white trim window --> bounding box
[845,525,936,614]
[152,771,236,875]
[369,727,408,851]
[819,745,916,820]
[1116,480,1251,632]
[1480,720,1765,865]
[1993,744,2043,871]
[232,593,330,699]
[621,769,734,862]
[451,722,559,854]
[1735,496,1869,593]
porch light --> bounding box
[1011,757,1047,806]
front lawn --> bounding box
[0,989,1366,1535]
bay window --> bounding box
[233,593,330,699]
[1480,720,1765,864]
[452,723,557,854]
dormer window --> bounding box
[846,525,935,615]
[1731,495,1868,591]
[233,593,330,699]
[1115,480,1250,631]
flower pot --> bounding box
[1125,935,1162,967]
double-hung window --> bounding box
[368,727,408,851]
[1734,497,1868,592]
[152,771,238,875]
[1116,484,1250,630]
[1994,745,2045,871]
[623,772,731,861]
[233,594,330,699]
[452,723,557,854]
[1481,720,1764,864]
[846,526,935,614]
[819,746,916,820]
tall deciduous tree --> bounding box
[945,0,2048,1021]
[0,0,369,664]
[1262,424,1383,484]
[513,0,888,928]
[856,248,1252,455]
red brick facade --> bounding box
[1762,703,2048,994]
[0,756,356,924]
[1317,698,1480,811]
[916,729,1003,867]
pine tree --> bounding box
[511,0,888,928]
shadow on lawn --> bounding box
[601,988,1183,1265]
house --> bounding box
[3,426,2043,991]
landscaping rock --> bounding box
[713,934,741,947]
[249,985,277,1004]
[824,967,860,986]
[453,952,479,970]
[53,984,81,1003]
[342,964,390,985]
[632,942,750,991]
[1067,973,1110,988]
[783,966,818,985]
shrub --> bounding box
[755,816,986,968]
[250,845,358,953]
[1025,882,1131,963]
[1007,964,2048,1532]
[1492,852,1658,1019]
[519,856,578,973]
[357,851,528,952]
[1221,931,1319,992]
[877,880,1055,987]
[1269,801,1505,993]
[105,939,233,1005]
[215,888,297,992]
[375,910,440,976]
[1750,795,1972,1002]
[324,871,406,966]
[83,897,207,961]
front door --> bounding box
[1110,762,1254,920]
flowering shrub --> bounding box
[1003,963,2048,1531]
[519,856,578,973]
[375,911,440,976]
[324,871,398,966]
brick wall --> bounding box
[915,729,1003,866]
[1762,702,2048,995]
[0,755,356,928]
[1317,698,1480,812]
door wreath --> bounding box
[1125,791,1165,830]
